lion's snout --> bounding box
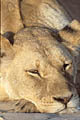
[40,93,73,105]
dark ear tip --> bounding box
[2,31,15,45]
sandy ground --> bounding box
[0,112,80,120]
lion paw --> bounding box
[13,99,39,113]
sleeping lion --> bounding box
[0,20,80,113]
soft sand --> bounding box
[0,112,80,120]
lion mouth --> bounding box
[36,102,79,113]
[37,104,65,113]
[35,102,65,113]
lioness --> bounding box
[0,20,80,113]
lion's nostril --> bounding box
[53,94,73,104]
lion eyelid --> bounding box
[25,69,41,77]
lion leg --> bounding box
[0,99,39,113]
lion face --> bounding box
[1,27,79,113]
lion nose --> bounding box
[53,94,73,104]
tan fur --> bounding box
[59,20,80,96]
[21,0,72,30]
[59,20,80,48]
[0,35,14,101]
[1,0,23,34]
[0,21,80,113]
[1,0,72,35]
[0,35,15,73]
[59,20,80,76]
[0,0,80,113]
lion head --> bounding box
[1,21,80,113]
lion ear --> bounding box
[0,35,15,73]
[59,20,80,53]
